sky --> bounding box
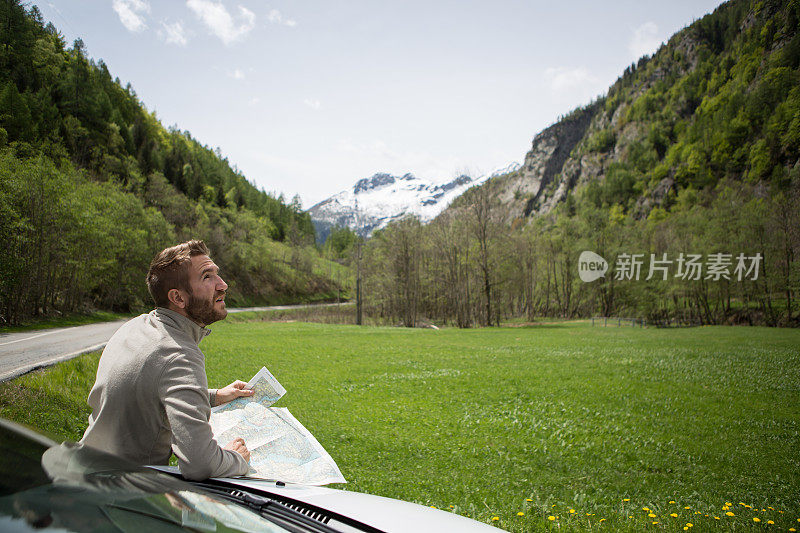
[37,1,724,208]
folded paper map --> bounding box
[209,367,346,485]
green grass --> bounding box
[224,304,355,324]
[0,350,100,442]
[1,321,799,531]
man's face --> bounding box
[184,254,228,326]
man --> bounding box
[80,240,253,480]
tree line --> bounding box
[359,0,799,328]
[0,1,344,324]
[360,176,798,327]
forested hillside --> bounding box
[0,1,348,325]
[363,0,799,327]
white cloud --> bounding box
[543,66,598,92]
[160,20,188,46]
[112,0,150,32]
[187,0,256,45]
[248,97,261,106]
[231,68,245,79]
[629,21,663,60]
[267,9,297,27]
[304,98,321,110]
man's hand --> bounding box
[215,380,254,405]
[224,437,250,462]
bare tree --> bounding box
[465,183,501,326]
[431,211,472,327]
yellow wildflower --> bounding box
[687,523,693,528]
[649,513,656,518]
[754,517,761,522]
[683,528,688,531]
[790,528,796,532]
[526,498,532,502]
[714,517,720,520]
[517,512,524,517]
[727,511,735,516]
[652,522,659,525]
[569,509,575,514]
[725,502,732,507]
[643,507,650,512]
[547,516,555,521]
[599,518,605,522]
[767,520,774,525]
[623,498,630,502]
[768,507,774,510]
[491,517,499,521]
[684,506,691,510]
[671,513,678,517]
[669,500,676,504]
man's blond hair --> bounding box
[146,240,210,307]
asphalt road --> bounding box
[0,320,126,382]
[0,302,349,381]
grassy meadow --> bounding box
[1,317,799,531]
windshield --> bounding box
[0,422,291,532]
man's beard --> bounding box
[185,291,227,326]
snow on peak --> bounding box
[308,162,520,241]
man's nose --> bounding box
[217,276,228,291]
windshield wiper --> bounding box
[192,482,344,533]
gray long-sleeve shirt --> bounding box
[80,307,249,480]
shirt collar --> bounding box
[154,307,211,344]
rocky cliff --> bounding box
[489,103,599,220]
[481,4,724,223]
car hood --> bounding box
[153,466,498,533]
[231,478,499,533]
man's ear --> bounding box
[167,288,187,309]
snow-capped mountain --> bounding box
[308,163,520,241]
